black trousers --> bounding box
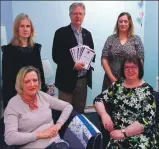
[45,142,69,149]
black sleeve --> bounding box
[89,32,95,63]
[1,46,17,103]
[52,29,75,69]
[2,46,13,82]
[52,30,60,65]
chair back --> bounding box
[63,114,102,149]
[154,91,159,123]
[52,109,78,138]
[0,117,5,148]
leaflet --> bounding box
[78,47,95,70]
[69,45,95,70]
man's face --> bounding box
[70,6,85,27]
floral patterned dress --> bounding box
[94,80,158,149]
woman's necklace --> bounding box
[21,94,38,110]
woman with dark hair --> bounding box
[101,12,144,91]
[94,55,158,149]
[1,13,47,109]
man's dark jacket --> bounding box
[52,24,95,93]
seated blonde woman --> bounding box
[4,66,73,149]
[94,55,158,149]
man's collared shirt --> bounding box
[71,24,87,78]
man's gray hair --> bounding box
[69,2,85,14]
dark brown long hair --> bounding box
[114,12,134,37]
[121,55,144,80]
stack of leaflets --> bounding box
[70,45,95,70]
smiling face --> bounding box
[18,18,31,40]
[118,15,129,33]
[70,6,85,27]
[124,62,139,81]
[23,71,39,97]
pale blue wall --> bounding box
[144,1,158,88]
[1,1,13,42]
[11,1,146,105]
[1,1,157,105]
[0,1,13,88]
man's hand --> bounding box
[74,62,85,70]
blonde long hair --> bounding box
[11,13,35,47]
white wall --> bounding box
[12,1,145,105]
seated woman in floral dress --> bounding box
[94,55,158,149]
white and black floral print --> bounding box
[94,80,158,149]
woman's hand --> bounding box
[101,113,114,132]
[49,122,62,136]
[36,128,55,139]
[36,123,62,139]
[110,129,125,140]
[110,76,117,83]
[125,121,144,136]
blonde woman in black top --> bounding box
[1,13,47,109]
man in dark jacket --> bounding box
[52,2,95,113]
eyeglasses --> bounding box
[71,12,84,16]
[124,66,138,71]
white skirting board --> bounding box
[84,106,96,113]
